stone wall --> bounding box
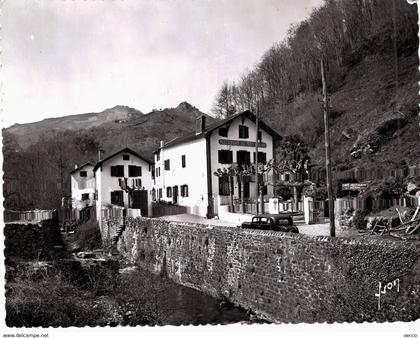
[4,219,63,260]
[103,217,420,323]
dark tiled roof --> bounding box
[157,110,281,151]
[93,147,153,172]
[70,162,93,174]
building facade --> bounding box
[94,148,153,224]
[153,110,281,217]
[70,162,96,220]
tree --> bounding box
[233,164,255,213]
[214,166,236,213]
[211,82,237,118]
[275,135,310,211]
[256,159,275,214]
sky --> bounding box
[1,0,324,127]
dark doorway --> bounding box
[243,181,250,199]
[172,186,178,205]
[132,190,148,217]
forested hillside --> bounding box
[3,102,213,210]
[211,0,418,169]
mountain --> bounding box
[90,101,215,159]
[3,101,216,210]
[6,105,144,149]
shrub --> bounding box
[274,183,292,200]
[6,269,110,327]
[74,219,102,250]
[351,210,369,229]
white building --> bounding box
[94,147,153,224]
[153,110,281,217]
[70,162,96,220]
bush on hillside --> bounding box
[74,219,102,251]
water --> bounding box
[118,266,251,326]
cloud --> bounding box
[1,0,323,127]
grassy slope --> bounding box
[265,52,419,170]
[5,102,215,159]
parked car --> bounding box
[240,214,299,233]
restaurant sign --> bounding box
[218,139,267,148]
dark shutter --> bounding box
[219,127,228,137]
[254,152,266,164]
[182,155,186,168]
[219,176,229,196]
[129,165,142,177]
[111,190,124,206]
[239,125,249,139]
[111,165,124,177]
[164,159,170,170]
[237,151,250,165]
[218,150,233,164]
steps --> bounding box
[112,223,125,244]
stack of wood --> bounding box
[370,206,420,240]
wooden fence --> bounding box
[311,164,420,183]
[4,209,58,223]
[335,195,419,216]
[152,203,187,217]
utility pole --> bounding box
[321,57,336,237]
[255,102,259,215]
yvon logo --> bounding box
[374,278,400,310]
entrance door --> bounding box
[132,190,148,217]
[172,186,178,205]
[243,181,250,199]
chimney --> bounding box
[160,140,164,148]
[74,164,78,169]
[195,115,206,135]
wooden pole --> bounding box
[255,103,259,214]
[321,57,336,237]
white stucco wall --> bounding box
[95,151,153,223]
[153,138,208,217]
[209,115,274,206]
[71,164,96,217]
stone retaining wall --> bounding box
[4,219,63,259]
[103,217,420,323]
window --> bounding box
[253,151,267,164]
[166,187,172,198]
[111,165,124,177]
[219,176,230,196]
[156,151,160,161]
[164,159,170,170]
[158,188,162,199]
[237,150,250,165]
[132,178,142,188]
[110,190,124,206]
[80,171,87,177]
[258,131,262,142]
[181,184,189,197]
[129,165,142,177]
[81,193,89,200]
[262,185,268,195]
[218,150,233,164]
[239,125,249,139]
[219,127,228,137]
[123,154,130,160]
[181,155,186,168]
[152,167,155,179]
